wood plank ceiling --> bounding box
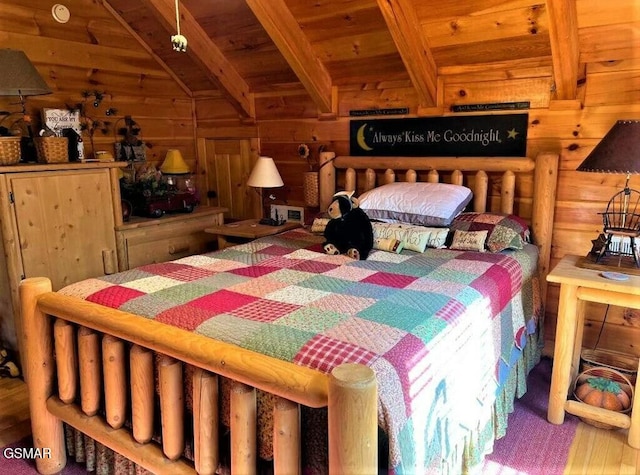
[103,0,633,120]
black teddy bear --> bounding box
[323,191,373,260]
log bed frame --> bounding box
[20,152,559,475]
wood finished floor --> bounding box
[1,377,639,474]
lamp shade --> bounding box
[577,120,640,175]
[160,149,190,174]
[247,156,284,188]
[0,49,52,97]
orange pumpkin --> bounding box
[575,377,631,412]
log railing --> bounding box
[20,277,378,475]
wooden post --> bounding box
[159,355,184,460]
[230,381,257,475]
[103,335,127,429]
[532,152,559,305]
[501,170,516,214]
[273,397,301,475]
[328,363,377,475]
[19,277,66,474]
[474,170,488,213]
[54,319,77,404]
[319,151,336,211]
[193,368,219,475]
[130,345,155,444]
[78,326,101,416]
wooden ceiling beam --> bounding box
[376,0,437,108]
[546,0,580,100]
[246,0,334,114]
[141,0,254,118]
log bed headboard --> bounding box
[317,152,559,302]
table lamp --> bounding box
[0,49,53,161]
[247,156,285,225]
[160,149,196,195]
[577,120,640,268]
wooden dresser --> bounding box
[116,206,227,269]
[0,162,124,355]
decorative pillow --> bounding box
[359,182,473,227]
[450,212,530,252]
[310,216,330,234]
[371,222,449,252]
[449,230,488,252]
[373,238,404,253]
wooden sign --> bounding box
[451,102,530,112]
[350,114,528,157]
[349,108,410,117]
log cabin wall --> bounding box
[0,0,194,170]
[1,0,639,357]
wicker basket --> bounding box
[35,136,68,163]
[0,137,21,165]
[581,348,638,385]
[573,366,634,429]
[303,171,319,207]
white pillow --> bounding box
[372,222,449,252]
[359,182,472,227]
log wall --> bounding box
[0,0,194,171]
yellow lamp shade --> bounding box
[160,149,190,174]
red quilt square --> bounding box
[156,305,218,331]
[189,289,258,313]
[87,285,144,308]
[229,266,280,278]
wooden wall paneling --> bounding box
[422,3,550,48]
[584,69,640,106]
[441,77,552,109]
[254,92,323,120]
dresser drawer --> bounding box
[116,207,226,270]
[125,230,215,268]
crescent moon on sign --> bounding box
[356,124,373,151]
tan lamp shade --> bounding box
[0,49,52,97]
[247,156,284,188]
[160,149,190,174]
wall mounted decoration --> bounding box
[350,114,528,157]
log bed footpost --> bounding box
[273,397,301,475]
[159,355,185,460]
[54,319,77,404]
[130,345,154,444]
[78,327,102,416]
[230,381,257,475]
[102,335,127,429]
[193,368,219,475]
[328,363,377,475]
[19,277,66,475]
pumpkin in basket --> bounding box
[575,377,631,412]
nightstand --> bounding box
[205,219,301,249]
[116,206,227,269]
[546,254,640,446]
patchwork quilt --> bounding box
[60,228,541,474]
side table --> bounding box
[205,219,301,249]
[546,254,640,447]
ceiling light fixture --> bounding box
[171,0,188,53]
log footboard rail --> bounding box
[20,277,378,475]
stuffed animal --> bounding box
[323,191,373,260]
